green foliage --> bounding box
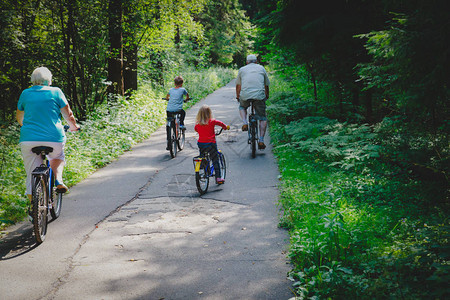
[0,0,250,121]
[161,65,237,103]
[356,2,450,124]
[269,69,449,298]
[374,116,449,183]
[199,0,254,65]
[251,0,449,128]
[0,125,27,225]
[275,139,449,299]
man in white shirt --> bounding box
[236,54,270,149]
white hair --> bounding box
[31,67,52,86]
[246,54,257,63]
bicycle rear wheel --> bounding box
[250,121,257,158]
[50,174,62,220]
[218,151,226,179]
[169,126,177,158]
[177,128,185,150]
[195,163,210,195]
[32,175,48,244]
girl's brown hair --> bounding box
[196,105,213,125]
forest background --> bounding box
[0,0,448,299]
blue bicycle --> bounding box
[193,129,227,195]
[29,125,72,243]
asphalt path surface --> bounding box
[0,80,293,300]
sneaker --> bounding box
[216,178,225,185]
[242,124,248,131]
[258,142,266,150]
[56,183,68,193]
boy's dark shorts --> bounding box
[239,99,267,121]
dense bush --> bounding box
[268,70,449,299]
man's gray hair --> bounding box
[31,67,52,86]
[246,54,257,63]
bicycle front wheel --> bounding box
[195,165,209,195]
[218,151,226,179]
[50,174,62,219]
[169,126,177,158]
[32,175,48,244]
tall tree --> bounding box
[107,0,124,96]
[200,0,253,65]
[123,1,138,94]
[357,0,450,125]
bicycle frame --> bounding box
[31,153,54,206]
[193,129,226,195]
[193,155,215,176]
[166,113,180,136]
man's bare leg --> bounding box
[240,109,248,131]
[259,120,267,140]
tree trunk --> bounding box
[107,0,124,96]
[59,0,82,116]
[123,2,137,95]
[123,45,138,95]
[175,24,180,47]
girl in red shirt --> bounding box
[194,105,229,184]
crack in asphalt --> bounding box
[41,170,160,300]
[136,194,249,207]
[124,230,193,236]
[197,196,249,206]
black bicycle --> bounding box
[29,127,75,243]
[247,100,259,158]
[193,129,227,195]
[163,98,191,158]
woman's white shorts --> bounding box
[20,141,65,195]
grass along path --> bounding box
[267,71,448,298]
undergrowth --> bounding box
[267,65,449,299]
[0,66,236,229]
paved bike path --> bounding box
[0,80,293,299]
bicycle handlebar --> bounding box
[162,97,193,102]
[216,128,224,136]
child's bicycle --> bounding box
[193,129,227,195]
[163,98,191,158]
[29,125,74,244]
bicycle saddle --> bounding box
[31,146,54,154]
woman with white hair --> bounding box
[16,67,80,201]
